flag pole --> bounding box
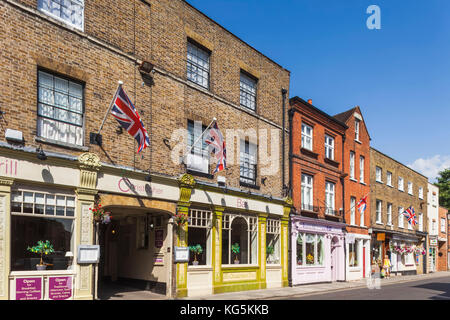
[97,80,123,136]
[185,117,217,156]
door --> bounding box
[331,237,339,282]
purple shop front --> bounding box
[291,216,346,285]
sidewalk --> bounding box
[183,271,450,300]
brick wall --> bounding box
[0,0,290,198]
[438,206,448,271]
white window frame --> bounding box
[387,171,392,186]
[398,177,404,191]
[348,240,360,268]
[186,120,210,174]
[38,0,84,31]
[387,203,392,226]
[398,207,404,228]
[359,156,365,183]
[376,200,382,224]
[301,174,314,210]
[350,197,356,226]
[419,187,424,200]
[376,166,382,183]
[301,123,313,151]
[419,213,423,232]
[350,152,355,180]
[355,119,360,141]
[240,140,258,186]
[408,182,413,195]
[325,182,335,215]
[441,218,446,233]
[324,135,334,160]
[296,233,324,267]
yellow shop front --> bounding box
[175,174,291,298]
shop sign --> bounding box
[77,245,100,264]
[430,239,438,246]
[48,276,73,300]
[15,277,42,300]
[377,233,386,241]
[174,246,189,263]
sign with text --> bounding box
[77,245,100,264]
[15,277,42,300]
[174,246,189,263]
[155,229,164,248]
[377,233,386,241]
[49,276,73,300]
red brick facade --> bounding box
[289,97,347,221]
[335,107,371,235]
[438,206,448,271]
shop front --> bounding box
[428,236,438,273]
[389,234,426,276]
[0,148,181,300]
[345,233,371,281]
[175,174,291,298]
[291,216,345,285]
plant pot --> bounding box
[234,260,240,264]
[192,260,199,266]
[36,264,47,271]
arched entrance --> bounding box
[96,194,176,299]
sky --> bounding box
[187,0,450,182]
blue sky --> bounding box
[187,0,450,181]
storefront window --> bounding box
[188,209,212,266]
[349,241,360,267]
[222,214,257,265]
[11,190,75,271]
[266,219,281,264]
[296,233,324,266]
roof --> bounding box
[333,106,371,140]
[289,96,348,130]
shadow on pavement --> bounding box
[412,282,450,300]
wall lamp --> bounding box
[36,145,47,161]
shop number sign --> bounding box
[16,277,42,300]
[49,276,73,300]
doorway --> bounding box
[97,210,171,299]
[330,236,339,282]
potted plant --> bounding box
[231,243,240,264]
[306,253,314,264]
[189,244,203,266]
[27,240,55,270]
[174,210,189,227]
[90,201,112,224]
[266,245,275,263]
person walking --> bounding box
[383,254,391,279]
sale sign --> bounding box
[16,277,42,300]
[49,276,73,300]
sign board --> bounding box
[430,239,438,246]
[377,233,386,241]
[155,229,164,248]
[77,245,100,264]
[15,277,43,300]
[174,246,189,263]
[49,276,73,300]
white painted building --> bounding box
[427,183,439,273]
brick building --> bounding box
[0,0,291,300]
[333,107,371,281]
[370,148,428,276]
[437,206,448,271]
[427,183,439,272]
[288,97,347,285]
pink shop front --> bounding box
[291,216,346,285]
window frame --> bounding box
[38,0,85,31]
[301,123,313,151]
[398,207,404,228]
[239,139,258,187]
[386,171,393,186]
[37,69,85,147]
[188,209,213,267]
[350,197,356,226]
[239,71,257,111]
[349,152,355,180]
[375,166,382,183]
[296,233,324,267]
[266,218,281,265]
[325,181,335,215]
[387,203,392,226]
[398,177,404,191]
[186,40,211,90]
[324,135,335,160]
[186,120,210,175]
[408,182,413,195]
[359,156,365,183]
[355,119,360,141]
[301,174,314,210]
[376,200,382,224]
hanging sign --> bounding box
[377,233,386,241]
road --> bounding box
[273,276,450,300]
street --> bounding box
[275,276,450,300]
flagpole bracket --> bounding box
[90,132,103,146]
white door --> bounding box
[331,237,339,282]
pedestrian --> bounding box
[383,254,391,278]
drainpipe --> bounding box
[341,133,347,281]
[281,88,288,196]
[288,106,294,287]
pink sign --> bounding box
[49,276,73,300]
[16,277,42,300]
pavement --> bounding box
[183,271,450,300]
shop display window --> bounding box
[266,219,281,264]
[222,214,258,265]
[188,209,212,266]
[349,241,360,267]
[296,233,324,266]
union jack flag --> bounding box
[205,121,226,174]
[357,195,368,215]
[110,85,150,153]
[403,206,418,227]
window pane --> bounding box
[305,234,315,265]
[296,234,303,265]
[188,228,208,266]
[11,215,73,271]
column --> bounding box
[0,178,13,300]
[281,197,292,287]
[212,206,224,293]
[258,213,268,289]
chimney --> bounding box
[307,99,312,104]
